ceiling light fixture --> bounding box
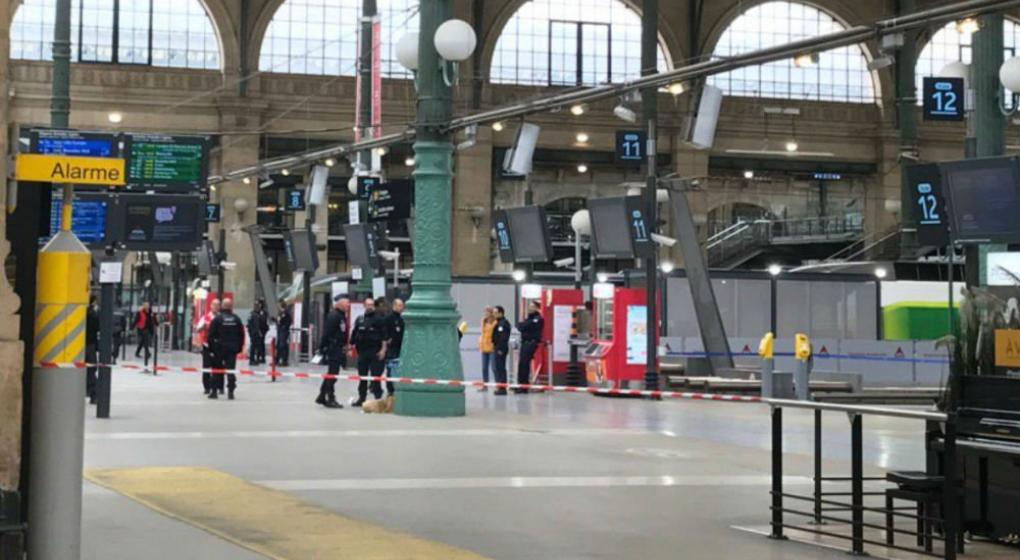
[793,53,819,68]
[577,164,588,174]
[575,132,590,144]
[107,111,123,124]
[743,170,754,179]
[667,83,685,96]
[570,103,586,116]
[957,18,980,35]
[324,158,336,167]
[492,121,504,131]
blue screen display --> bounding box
[35,138,114,157]
[47,199,107,244]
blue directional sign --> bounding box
[923,77,965,121]
[285,189,306,211]
[905,162,950,246]
[204,203,221,223]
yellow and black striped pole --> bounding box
[28,200,91,559]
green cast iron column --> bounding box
[394,0,465,417]
[896,0,918,258]
[969,13,1006,287]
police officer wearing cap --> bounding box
[515,300,544,394]
[351,297,388,407]
[317,295,350,408]
[491,305,512,395]
[208,298,245,400]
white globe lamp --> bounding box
[1000,56,1020,92]
[395,33,419,71]
[434,19,476,62]
[570,209,591,236]
[939,61,970,87]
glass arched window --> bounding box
[489,0,670,86]
[258,0,418,78]
[708,2,876,103]
[11,0,221,69]
[915,19,1020,103]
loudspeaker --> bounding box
[502,123,540,176]
[307,165,329,206]
[684,84,722,150]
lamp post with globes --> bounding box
[392,3,477,417]
[768,264,782,337]
[874,266,888,340]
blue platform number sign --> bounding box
[285,189,306,211]
[917,183,940,225]
[204,203,220,223]
[923,77,964,121]
[630,209,649,243]
[616,130,646,162]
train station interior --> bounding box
[1,0,1020,559]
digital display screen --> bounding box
[120,195,203,250]
[357,176,381,200]
[923,77,965,122]
[368,179,412,222]
[589,197,634,259]
[285,229,318,271]
[344,223,381,269]
[905,163,949,246]
[506,206,551,263]
[616,130,646,162]
[493,210,514,263]
[47,198,108,244]
[126,134,208,190]
[31,130,116,157]
[942,157,1020,243]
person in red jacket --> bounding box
[134,302,156,366]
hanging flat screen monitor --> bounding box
[941,156,1020,243]
[117,194,204,251]
[124,133,210,192]
[284,229,319,272]
[506,206,552,263]
[344,223,384,269]
[589,197,635,259]
[46,193,113,246]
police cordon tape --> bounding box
[666,350,950,365]
[34,360,763,403]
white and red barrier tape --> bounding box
[35,360,763,403]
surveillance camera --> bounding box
[553,257,575,268]
[378,250,399,261]
[650,232,678,247]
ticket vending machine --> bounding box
[584,283,654,388]
[518,284,584,386]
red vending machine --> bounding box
[584,284,655,388]
[518,284,584,386]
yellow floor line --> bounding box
[85,467,492,560]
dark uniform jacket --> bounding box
[385,312,404,360]
[277,308,292,338]
[86,305,100,347]
[492,317,512,354]
[247,309,269,338]
[517,312,544,343]
[208,311,245,362]
[319,308,349,364]
[352,311,387,356]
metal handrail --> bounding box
[766,398,947,422]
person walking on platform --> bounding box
[112,307,125,364]
[276,300,292,367]
[478,307,496,392]
[85,295,99,404]
[208,298,245,400]
[515,300,544,394]
[350,297,388,407]
[384,298,405,396]
[197,299,220,395]
[492,306,512,396]
[316,295,349,408]
[247,299,269,365]
[134,302,155,366]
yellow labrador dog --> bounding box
[362,395,394,414]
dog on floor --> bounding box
[362,395,394,413]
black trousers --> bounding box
[517,341,539,387]
[135,330,151,363]
[357,352,385,401]
[276,335,289,365]
[212,353,237,393]
[111,334,122,363]
[493,350,508,386]
[319,356,346,399]
[250,335,265,364]
[85,344,98,400]
[201,346,214,391]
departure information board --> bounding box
[47,198,109,245]
[125,134,209,191]
[31,130,116,158]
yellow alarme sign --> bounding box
[15,153,125,186]
[994,329,1020,368]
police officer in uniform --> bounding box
[316,295,350,408]
[208,298,245,400]
[491,305,512,396]
[384,298,405,396]
[247,299,269,365]
[515,300,544,394]
[85,295,100,404]
[351,297,388,407]
[276,300,292,367]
